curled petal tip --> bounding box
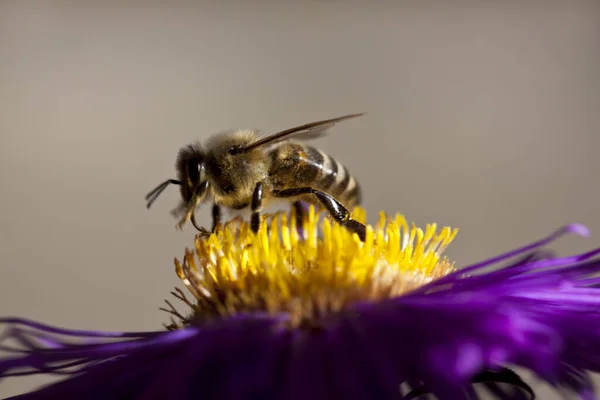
[564,223,590,238]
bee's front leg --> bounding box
[211,203,221,232]
[176,206,194,231]
[189,204,220,238]
[189,212,211,238]
[178,181,212,236]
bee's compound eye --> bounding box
[228,145,243,155]
[187,158,204,183]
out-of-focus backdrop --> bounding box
[1,1,599,398]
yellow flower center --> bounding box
[165,206,458,329]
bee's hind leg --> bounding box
[272,188,366,241]
[292,200,308,237]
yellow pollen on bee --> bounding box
[167,206,458,329]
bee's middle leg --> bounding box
[250,182,265,233]
[271,187,366,241]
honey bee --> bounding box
[145,113,367,240]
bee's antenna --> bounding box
[145,179,181,209]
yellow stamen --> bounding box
[167,206,458,329]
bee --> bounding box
[145,113,367,240]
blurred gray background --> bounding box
[1,1,599,398]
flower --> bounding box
[165,207,457,330]
[2,207,600,399]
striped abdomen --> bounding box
[267,142,361,208]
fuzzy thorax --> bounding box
[166,206,458,329]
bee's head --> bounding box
[144,142,208,213]
[175,142,208,202]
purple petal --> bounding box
[351,231,600,398]
[2,225,600,399]
[435,223,590,283]
[283,329,335,400]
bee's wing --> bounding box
[285,122,339,141]
[240,113,365,152]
